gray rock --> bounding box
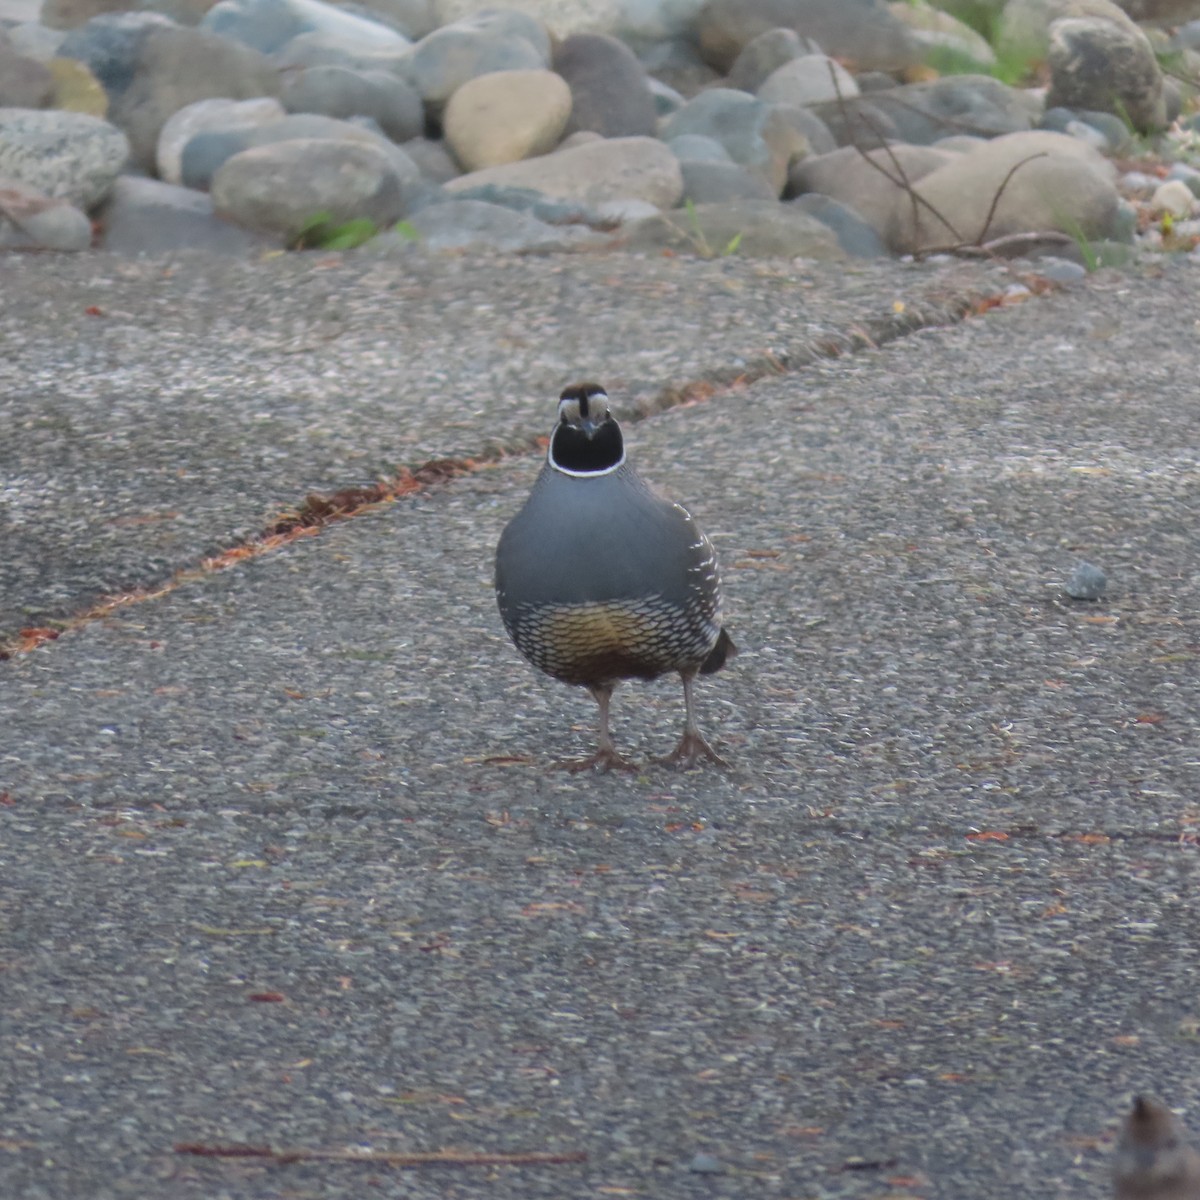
[280,64,423,141]
[666,133,732,163]
[156,94,285,185]
[400,134,460,181]
[341,0,433,39]
[1029,255,1088,282]
[688,1153,724,1175]
[451,8,550,62]
[622,197,846,258]
[383,196,605,253]
[819,74,1035,146]
[806,95,898,148]
[1064,561,1106,600]
[445,182,606,227]
[180,111,418,189]
[108,25,281,170]
[1166,161,1200,199]
[97,173,283,253]
[592,195,657,222]
[273,29,413,73]
[201,0,407,55]
[890,129,1121,255]
[137,0,220,25]
[770,102,836,155]
[56,10,173,97]
[0,107,128,207]
[7,22,69,62]
[404,24,545,114]
[616,0,709,43]
[40,0,135,30]
[757,53,858,108]
[553,32,656,139]
[636,34,719,95]
[0,178,91,249]
[726,26,818,94]
[0,32,55,106]
[788,142,955,241]
[695,0,919,73]
[890,0,997,71]
[789,192,886,256]
[646,76,684,118]
[680,158,777,203]
[211,135,408,237]
[1041,105,1134,154]
[1046,14,1165,133]
[659,88,809,194]
[444,134,683,209]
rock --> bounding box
[405,22,546,114]
[97,173,283,252]
[805,96,898,148]
[770,102,836,155]
[47,56,109,115]
[1000,0,1146,59]
[56,11,174,97]
[680,158,777,203]
[444,134,683,209]
[1046,14,1165,133]
[0,179,91,249]
[660,88,809,194]
[695,0,919,74]
[788,143,955,241]
[280,64,423,141]
[443,68,570,171]
[211,135,408,237]
[622,197,846,258]
[890,130,1121,255]
[440,181,607,225]
[757,53,858,107]
[1151,179,1196,218]
[401,134,460,180]
[616,0,709,43]
[815,74,1035,146]
[432,0,621,39]
[40,0,131,30]
[201,0,408,55]
[688,1153,724,1175]
[273,29,412,72]
[638,34,720,94]
[157,94,285,184]
[1041,105,1133,154]
[344,0,434,39]
[179,111,418,188]
[7,22,68,62]
[140,0,221,24]
[789,191,887,256]
[0,34,55,107]
[108,25,281,171]
[667,133,732,162]
[726,26,819,93]
[553,32,656,139]
[0,107,128,207]
[888,0,997,70]
[647,76,684,118]
[1067,561,1109,600]
[1167,161,1200,198]
[453,8,551,59]
[384,196,605,252]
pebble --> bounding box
[687,1151,724,1175]
[1064,562,1107,601]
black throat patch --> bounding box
[550,418,624,474]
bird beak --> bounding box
[578,417,600,438]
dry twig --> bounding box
[174,1143,587,1167]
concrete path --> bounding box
[1,249,1198,1200]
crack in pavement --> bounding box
[0,272,1052,663]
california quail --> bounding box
[495,382,735,771]
[1114,1096,1200,1200]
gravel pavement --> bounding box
[1,249,1199,1200]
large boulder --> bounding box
[0,106,128,207]
[552,32,656,139]
[279,64,424,142]
[211,136,409,237]
[888,129,1121,254]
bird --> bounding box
[1113,1095,1200,1200]
[495,382,735,771]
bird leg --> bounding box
[660,670,727,768]
[555,683,639,773]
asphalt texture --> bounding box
[1,246,1199,1200]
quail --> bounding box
[495,382,735,771]
[1114,1095,1200,1200]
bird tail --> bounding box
[700,628,736,675]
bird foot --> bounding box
[554,747,640,774]
[659,732,728,769]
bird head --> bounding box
[548,383,626,476]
